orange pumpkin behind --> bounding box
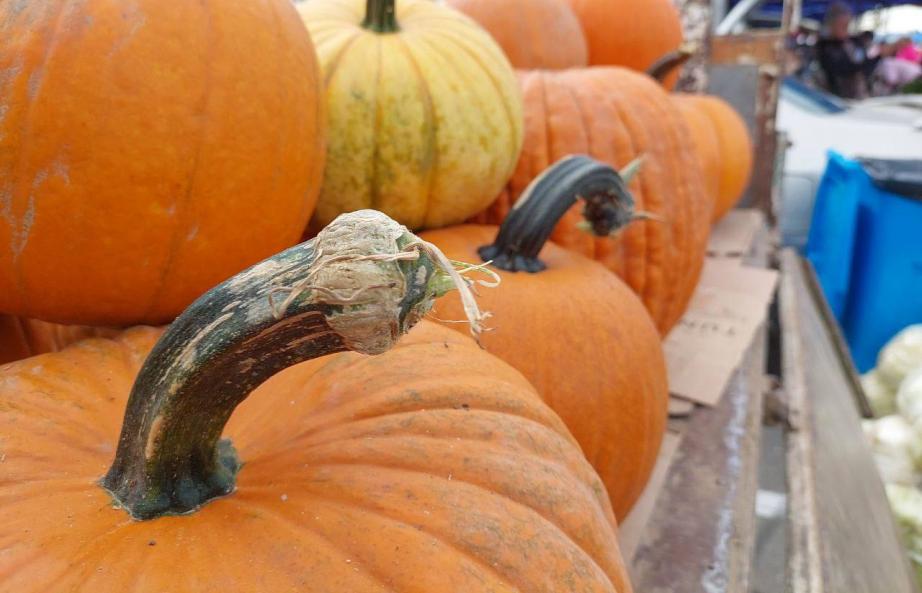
[0,0,325,326]
[426,156,669,519]
[473,68,711,334]
[672,96,722,210]
[565,0,684,87]
[0,314,118,364]
[680,95,754,221]
[447,0,588,69]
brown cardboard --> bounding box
[664,258,778,406]
[618,431,682,561]
[668,396,696,417]
[707,209,765,258]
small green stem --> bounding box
[362,0,399,33]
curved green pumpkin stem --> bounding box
[478,155,637,273]
[102,210,478,520]
[362,0,399,33]
[646,45,697,84]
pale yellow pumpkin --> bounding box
[299,0,524,231]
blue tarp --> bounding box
[732,0,922,20]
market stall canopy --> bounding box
[732,0,922,21]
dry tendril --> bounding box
[268,239,500,343]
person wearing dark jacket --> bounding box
[816,2,880,98]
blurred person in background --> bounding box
[877,43,922,93]
[816,2,880,98]
[895,37,922,64]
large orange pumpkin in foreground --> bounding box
[473,67,711,334]
[0,0,325,325]
[425,157,668,519]
[447,0,588,69]
[298,0,523,231]
[0,211,632,593]
[565,0,683,87]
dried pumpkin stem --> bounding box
[362,0,399,33]
[646,45,697,84]
[479,155,638,273]
[101,210,488,520]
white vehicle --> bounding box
[776,77,922,250]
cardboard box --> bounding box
[664,258,778,406]
[708,209,765,258]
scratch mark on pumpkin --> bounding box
[11,160,69,260]
[13,199,35,259]
[26,70,42,100]
[107,1,146,58]
[52,158,70,184]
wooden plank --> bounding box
[800,258,873,417]
[668,396,696,418]
[672,0,712,92]
[711,32,782,66]
[630,324,765,591]
[618,431,682,560]
[708,209,765,258]
[780,250,918,593]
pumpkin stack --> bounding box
[0,0,697,590]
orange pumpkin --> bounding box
[425,157,668,519]
[473,67,711,334]
[676,95,754,221]
[648,51,755,222]
[0,211,633,593]
[0,315,117,364]
[446,0,588,69]
[0,0,325,326]
[672,97,721,209]
[564,0,683,87]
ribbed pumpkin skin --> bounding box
[0,0,325,325]
[672,96,721,212]
[446,0,588,69]
[299,0,523,231]
[0,315,117,364]
[421,225,668,519]
[565,0,683,87]
[0,322,633,593]
[682,96,754,222]
[473,68,711,334]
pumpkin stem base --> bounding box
[104,439,241,520]
[362,0,399,33]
